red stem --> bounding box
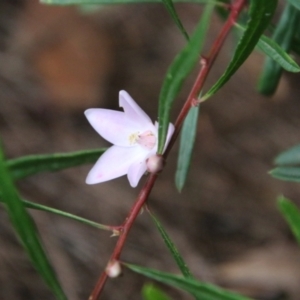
[165,0,246,157]
[88,174,157,300]
[88,1,246,299]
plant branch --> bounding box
[88,1,246,299]
[165,0,246,157]
[88,174,157,300]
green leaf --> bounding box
[142,284,172,300]
[78,4,103,13]
[0,146,67,300]
[235,23,300,72]
[157,2,214,154]
[125,263,253,300]
[202,0,278,101]
[175,105,199,191]
[274,143,300,166]
[162,0,189,41]
[148,210,201,300]
[7,148,106,180]
[269,166,300,182]
[288,0,300,10]
[40,0,218,5]
[148,210,193,278]
[258,3,300,95]
[257,33,300,73]
[0,196,112,231]
[277,196,300,245]
[271,143,300,182]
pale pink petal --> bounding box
[86,145,143,184]
[85,109,143,147]
[154,122,175,153]
[164,123,175,153]
[127,159,148,188]
[119,90,154,130]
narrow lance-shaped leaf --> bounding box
[288,0,300,11]
[270,144,300,182]
[0,145,67,300]
[278,196,300,245]
[78,4,104,13]
[258,3,300,95]
[157,2,214,154]
[40,0,217,5]
[148,209,193,278]
[175,105,200,191]
[257,33,300,73]
[148,209,202,300]
[125,263,254,300]
[7,148,106,180]
[23,199,111,230]
[0,194,112,231]
[235,23,300,72]
[274,143,300,166]
[162,0,189,41]
[142,284,172,300]
[269,166,300,182]
[202,0,278,101]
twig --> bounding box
[165,0,246,156]
[88,174,157,300]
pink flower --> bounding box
[85,90,174,187]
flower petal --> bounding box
[127,159,148,188]
[164,123,175,153]
[86,145,143,184]
[119,90,154,130]
[85,109,143,147]
[154,121,175,153]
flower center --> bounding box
[128,130,156,149]
[136,130,156,150]
[128,132,139,145]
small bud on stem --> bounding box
[146,155,164,173]
[105,260,122,278]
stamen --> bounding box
[128,132,139,145]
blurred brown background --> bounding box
[1,0,300,299]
